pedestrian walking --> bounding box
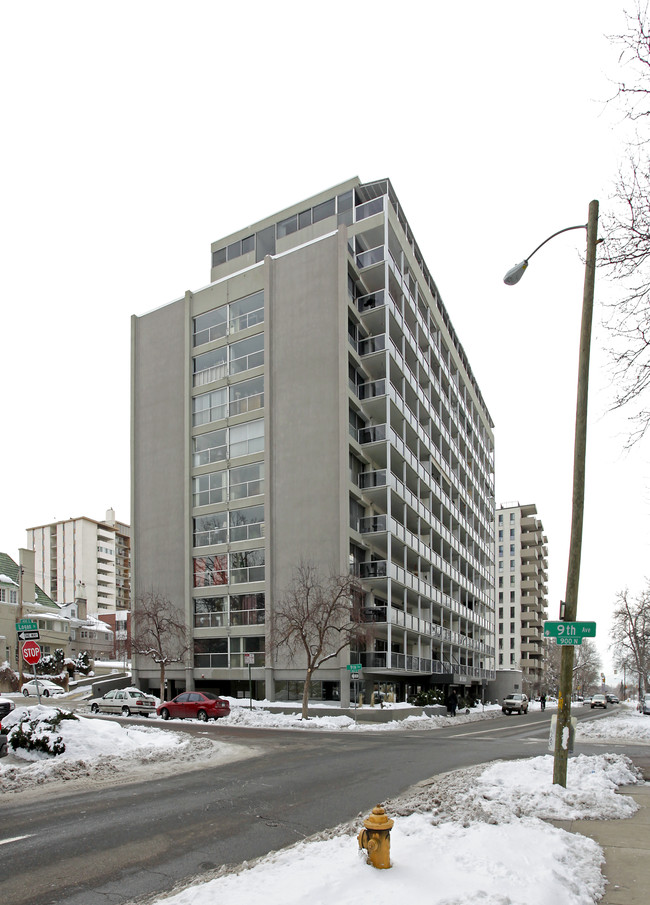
[540,693,546,712]
[448,690,458,717]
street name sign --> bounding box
[543,621,596,645]
[347,663,362,671]
[16,619,38,632]
[17,630,40,641]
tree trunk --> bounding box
[301,668,311,720]
[160,663,166,700]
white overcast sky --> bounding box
[0,1,643,677]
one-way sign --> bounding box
[17,630,40,641]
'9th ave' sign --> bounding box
[543,621,597,646]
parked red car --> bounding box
[157,691,230,722]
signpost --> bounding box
[544,621,596,645]
[21,640,42,703]
[244,653,255,710]
[347,664,362,712]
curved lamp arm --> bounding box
[503,224,587,285]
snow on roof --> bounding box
[0,573,18,585]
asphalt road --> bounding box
[0,707,645,905]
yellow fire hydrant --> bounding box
[357,804,394,869]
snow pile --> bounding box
[575,708,650,741]
[0,705,258,793]
[151,753,641,905]
[221,700,504,732]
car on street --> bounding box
[89,687,157,717]
[157,691,231,722]
[21,678,65,697]
[590,694,607,709]
[502,693,528,715]
[642,693,650,715]
[0,696,15,720]
[606,694,619,703]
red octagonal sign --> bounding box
[22,641,41,665]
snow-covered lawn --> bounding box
[1,703,647,905]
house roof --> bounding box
[0,551,58,609]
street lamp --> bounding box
[504,200,599,787]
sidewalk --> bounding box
[551,778,650,904]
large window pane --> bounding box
[193,429,227,467]
[313,198,335,223]
[229,462,264,500]
[193,306,227,346]
[229,376,264,416]
[229,549,265,584]
[194,596,227,628]
[229,505,264,542]
[229,419,264,458]
[193,554,228,587]
[193,470,227,506]
[193,347,227,386]
[256,225,275,262]
[192,388,227,426]
[277,214,297,238]
[230,333,264,374]
[229,290,264,334]
[194,513,227,547]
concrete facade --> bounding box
[132,178,496,703]
[494,502,548,695]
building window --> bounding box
[498,623,503,635]
[510,654,515,665]
[193,430,227,467]
[510,591,515,602]
[510,622,515,633]
[193,554,228,587]
[510,559,515,570]
[498,594,503,605]
[230,593,265,626]
[229,333,264,374]
[229,419,264,458]
[510,606,515,618]
[510,528,515,539]
[194,596,228,628]
[229,291,264,334]
[193,347,227,386]
[498,545,503,557]
[498,577,503,588]
[229,375,264,415]
[498,560,503,571]
[229,549,265,584]
[229,505,264,543]
[193,513,227,546]
[193,388,227,427]
[510,513,515,523]
[499,654,504,665]
[193,419,264,466]
[498,606,503,617]
[510,575,515,586]
[510,638,516,649]
[510,544,515,556]
[229,462,264,500]
[193,305,227,346]
[498,514,503,525]
[498,529,503,540]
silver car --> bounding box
[502,693,529,715]
[89,687,157,717]
[642,694,650,715]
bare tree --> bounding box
[132,590,188,697]
[543,638,602,697]
[610,585,650,697]
[270,561,369,719]
[600,3,650,443]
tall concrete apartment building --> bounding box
[132,177,496,704]
[494,502,548,693]
[27,509,131,613]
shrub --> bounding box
[0,661,20,692]
[74,651,92,675]
[407,688,445,706]
[9,708,78,757]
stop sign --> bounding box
[22,641,41,665]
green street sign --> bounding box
[347,663,363,671]
[544,621,596,643]
[16,619,38,632]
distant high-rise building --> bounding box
[494,502,548,691]
[27,509,131,613]
[132,177,496,703]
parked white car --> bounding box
[88,687,157,717]
[21,678,65,697]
